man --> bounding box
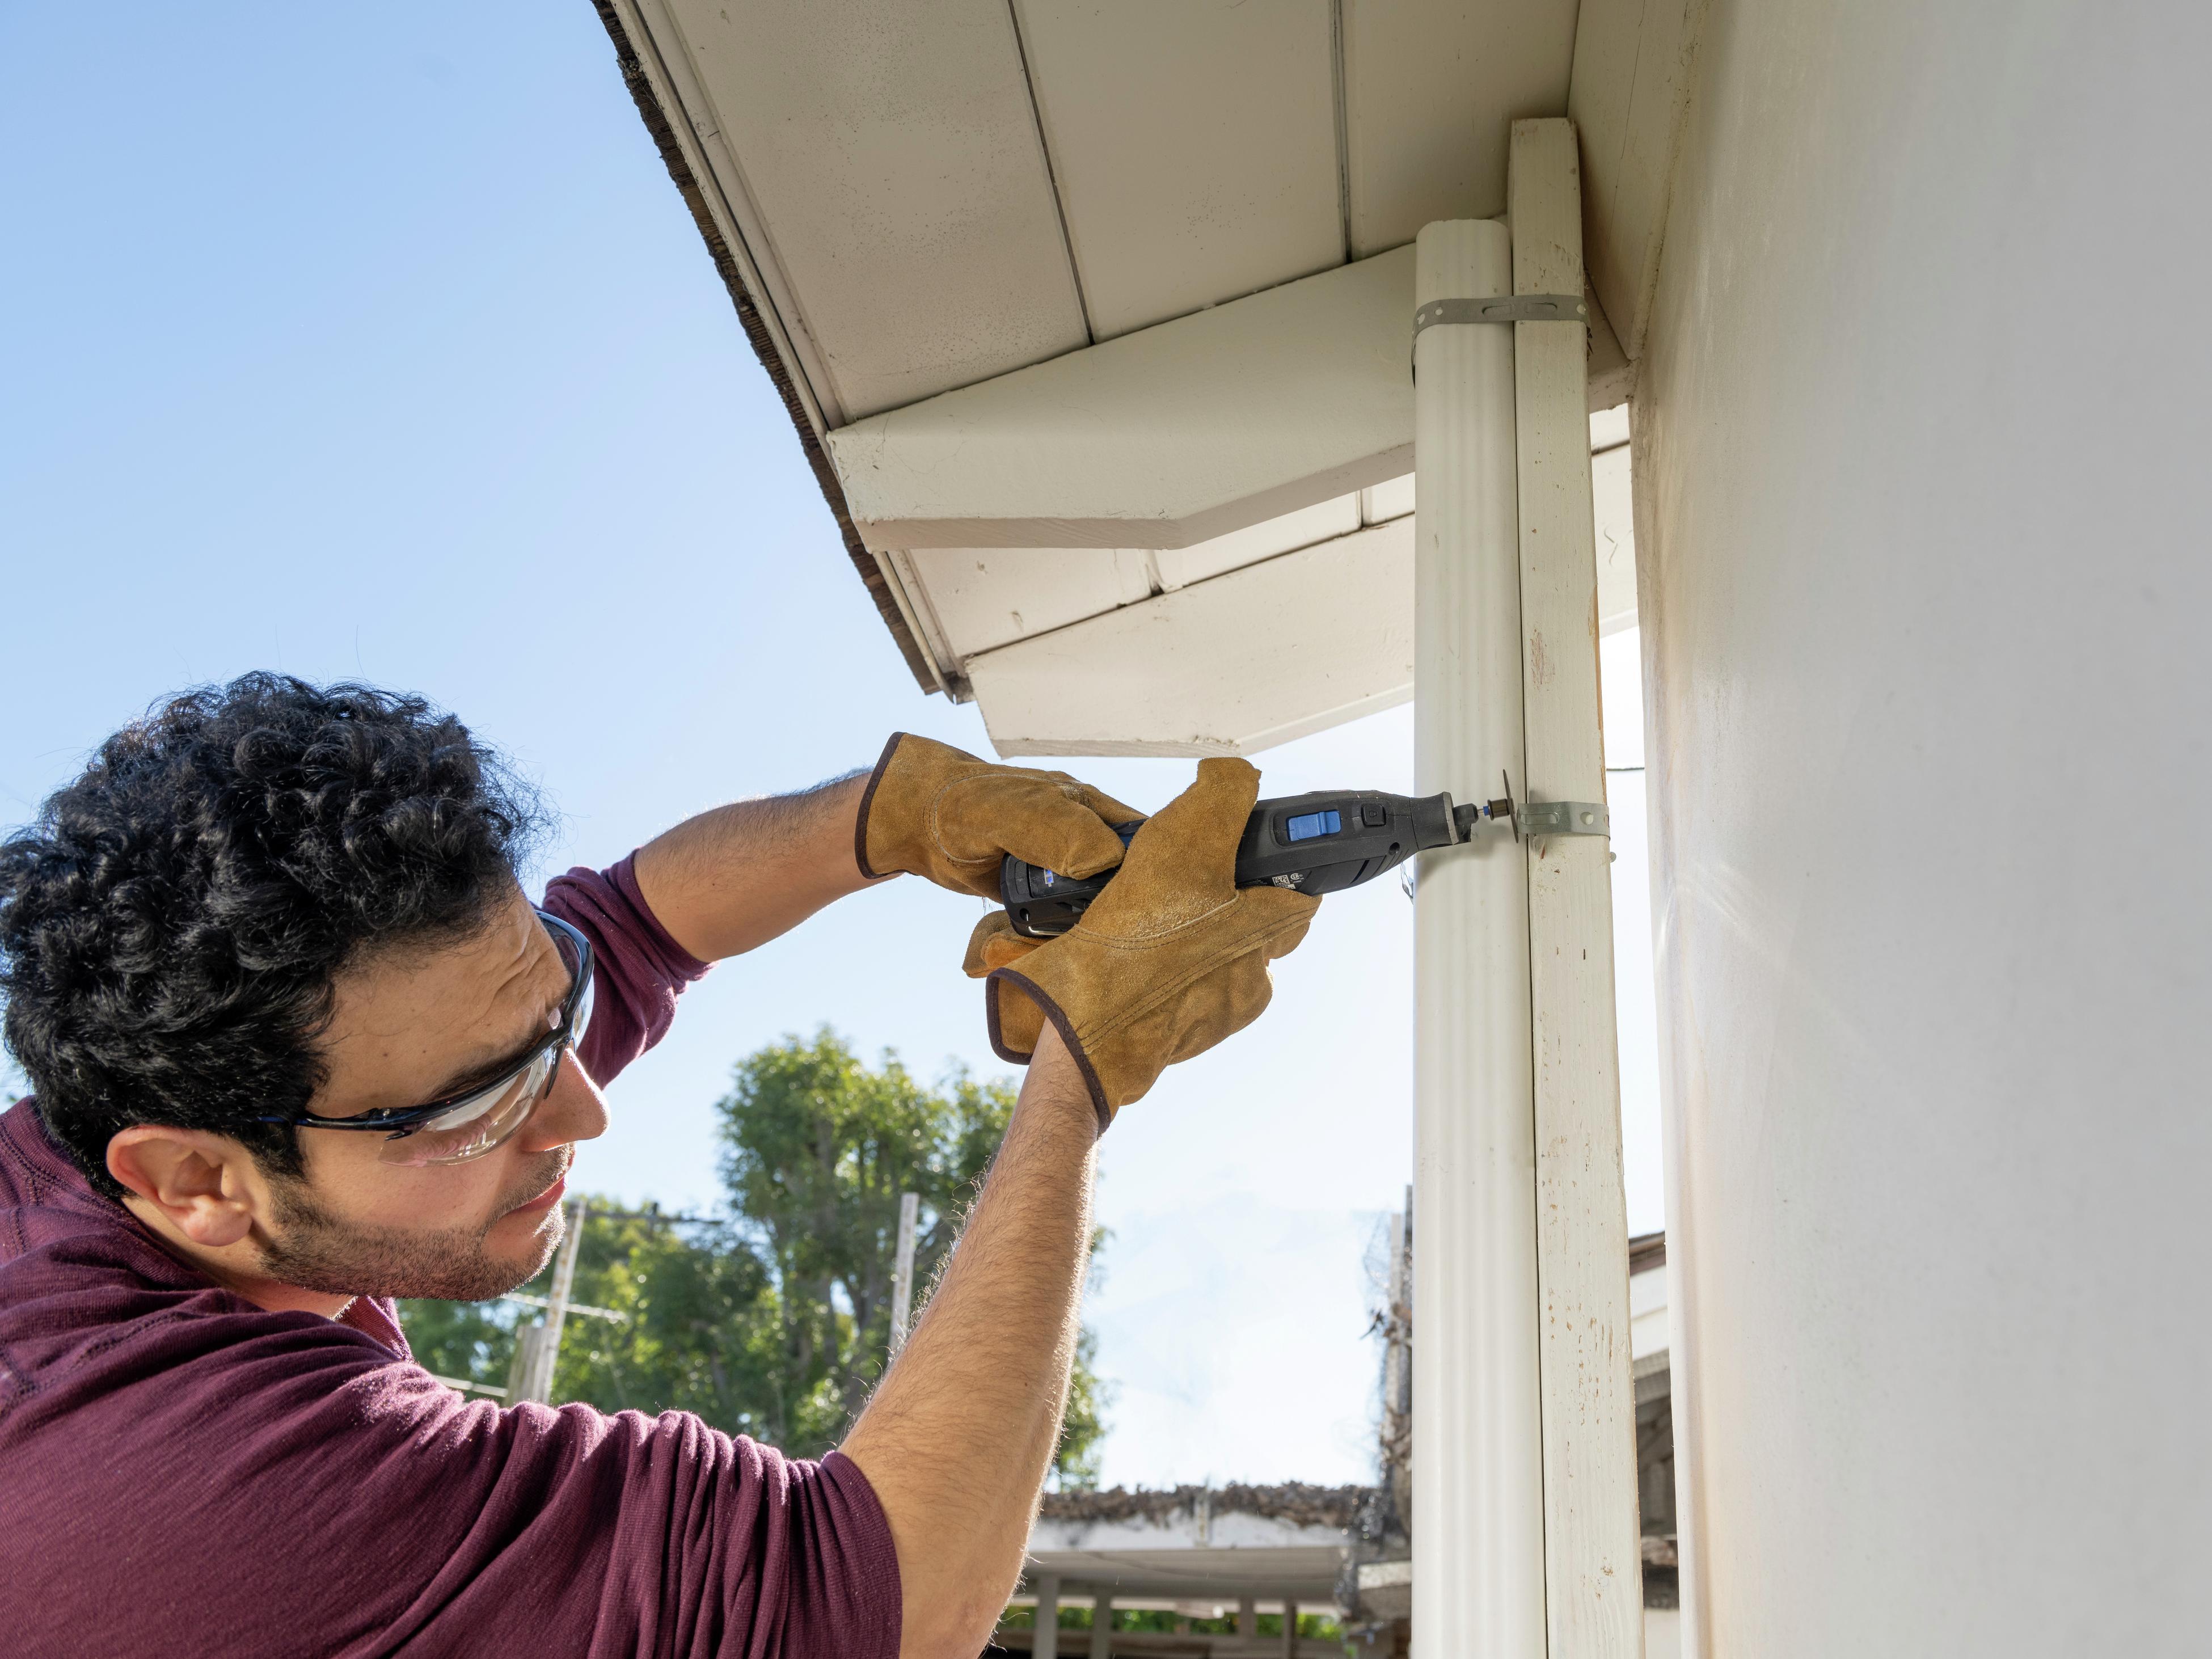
[0,674,1317,1659]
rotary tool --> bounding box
[998,785,1528,940]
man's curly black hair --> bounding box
[0,674,544,1199]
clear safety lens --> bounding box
[377,1046,558,1167]
[374,919,589,1167]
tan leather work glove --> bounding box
[972,757,1320,1133]
[855,734,1144,898]
[963,910,1050,1053]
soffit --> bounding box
[600,0,1677,742]
[887,416,1627,673]
[655,0,1088,424]
[636,0,1579,425]
[1343,0,1580,254]
[1015,0,1346,341]
[900,494,1368,665]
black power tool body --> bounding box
[998,788,1508,940]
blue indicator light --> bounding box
[1285,809,1341,842]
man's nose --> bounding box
[519,1049,607,1151]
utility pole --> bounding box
[1382,1188,1413,1529]
[888,1191,920,1358]
[509,1196,588,1405]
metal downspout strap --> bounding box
[1410,294,1589,378]
[1413,293,1589,332]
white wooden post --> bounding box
[889,1191,919,1358]
[1509,117,1644,1658]
[1411,216,1545,1658]
[1089,1592,1113,1659]
[1033,1574,1061,1659]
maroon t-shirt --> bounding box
[0,859,901,1659]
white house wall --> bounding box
[1633,0,2212,1653]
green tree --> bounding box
[400,1029,1110,1484]
[398,1291,517,1390]
[720,1029,1004,1442]
[716,1028,1108,1476]
[1056,1326,1108,1489]
[403,1206,790,1435]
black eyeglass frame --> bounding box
[252,910,594,1142]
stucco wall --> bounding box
[1631,1,2211,1653]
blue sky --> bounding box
[2,4,1660,1488]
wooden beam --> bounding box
[1587,283,1635,411]
[1510,116,1644,1658]
[1568,0,1709,362]
[829,242,1631,565]
[964,518,1414,758]
[825,248,1417,552]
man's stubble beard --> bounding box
[256,1151,571,1302]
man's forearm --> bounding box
[840,1027,1099,1659]
[631,771,880,961]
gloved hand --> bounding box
[963,911,1051,1053]
[968,757,1320,1133]
[855,734,1144,899]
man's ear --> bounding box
[107,1128,263,1248]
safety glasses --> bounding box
[257,910,594,1167]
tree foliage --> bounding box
[401,1029,1108,1482]
[720,1028,1014,1441]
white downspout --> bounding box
[1411,216,1546,1658]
